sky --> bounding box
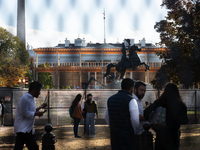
[0,0,167,48]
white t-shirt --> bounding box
[132,93,145,135]
[14,92,36,136]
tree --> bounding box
[38,62,53,89]
[25,57,34,86]
[0,27,30,87]
[152,0,200,89]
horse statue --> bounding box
[104,39,149,79]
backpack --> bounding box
[69,107,74,118]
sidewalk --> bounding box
[0,124,200,150]
[0,125,111,150]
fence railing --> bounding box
[37,62,163,68]
[1,89,199,126]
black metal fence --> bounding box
[0,88,199,126]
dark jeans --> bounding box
[84,117,86,134]
[14,131,39,150]
[73,117,81,137]
[110,131,136,150]
[153,125,180,150]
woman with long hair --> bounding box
[144,83,188,150]
[70,94,83,138]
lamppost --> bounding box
[18,79,21,88]
[23,78,25,89]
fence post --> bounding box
[195,90,197,124]
[41,124,57,150]
[139,122,153,150]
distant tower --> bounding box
[17,0,26,45]
[103,9,106,44]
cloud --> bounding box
[1,22,160,48]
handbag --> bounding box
[148,106,166,124]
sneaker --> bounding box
[92,135,96,138]
[75,135,82,138]
[85,135,89,138]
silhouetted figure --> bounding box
[105,78,140,150]
[144,83,189,150]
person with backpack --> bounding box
[70,94,83,138]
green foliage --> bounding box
[0,27,30,87]
[152,0,200,89]
[38,62,53,89]
[60,86,71,89]
[65,86,71,89]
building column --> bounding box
[95,72,97,89]
[79,50,82,87]
[55,70,59,89]
[36,52,38,67]
[72,70,74,89]
[130,72,133,79]
[145,48,149,83]
[64,71,66,88]
[88,72,90,81]
[104,76,106,85]
[36,71,38,81]
[88,72,90,89]
[56,50,59,89]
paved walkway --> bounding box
[0,125,111,150]
[0,124,200,150]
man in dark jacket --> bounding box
[105,78,139,150]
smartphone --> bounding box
[43,110,47,113]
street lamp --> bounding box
[23,79,25,88]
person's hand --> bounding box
[139,114,145,121]
[96,115,99,119]
[34,111,43,117]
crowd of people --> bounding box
[13,79,188,150]
[105,78,189,150]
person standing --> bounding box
[14,81,47,150]
[132,81,146,135]
[85,93,98,138]
[144,83,189,150]
[71,94,83,138]
[105,78,140,150]
[132,81,146,149]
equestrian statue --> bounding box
[103,39,149,79]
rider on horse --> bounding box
[121,39,135,70]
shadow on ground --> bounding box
[0,124,200,150]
